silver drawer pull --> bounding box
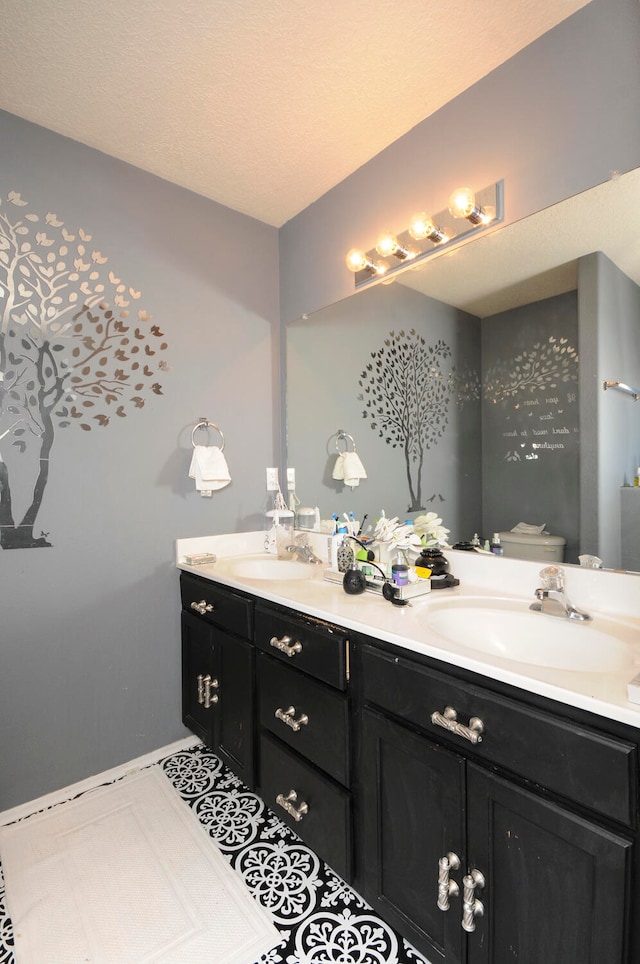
[191,599,214,615]
[275,789,309,822]
[431,706,484,745]
[275,705,309,732]
[462,869,485,932]
[269,634,303,657]
[197,674,219,708]
[437,852,460,911]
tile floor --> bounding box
[0,743,432,964]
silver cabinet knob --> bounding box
[275,705,309,731]
[462,869,485,932]
[431,706,484,745]
[269,634,303,657]
[275,789,309,822]
[437,852,461,911]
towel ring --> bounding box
[335,430,357,454]
[191,419,225,451]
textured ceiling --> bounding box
[0,0,590,226]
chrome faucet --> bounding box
[530,566,591,621]
[285,537,323,565]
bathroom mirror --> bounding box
[286,167,640,571]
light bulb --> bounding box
[448,187,486,225]
[408,212,448,244]
[375,231,413,261]
[345,248,369,272]
[345,248,387,276]
[375,232,400,258]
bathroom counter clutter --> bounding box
[176,531,640,728]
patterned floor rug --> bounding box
[0,743,431,964]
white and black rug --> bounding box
[0,744,431,964]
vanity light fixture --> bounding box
[346,179,503,289]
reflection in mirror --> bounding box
[286,168,640,571]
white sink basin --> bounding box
[225,556,316,581]
[425,599,635,672]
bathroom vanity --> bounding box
[177,533,640,964]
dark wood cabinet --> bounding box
[180,573,255,786]
[466,763,630,964]
[179,571,640,961]
[362,707,466,962]
[358,641,634,964]
[254,601,353,880]
[181,609,216,744]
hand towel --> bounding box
[332,451,367,488]
[189,445,231,491]
[332,453,346,481]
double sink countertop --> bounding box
[177,531,640,728]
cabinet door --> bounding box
[466,763,632,964]
[260,733,352,882]
[361,708,466,964]
[217,631,255,788]
[181,610,217,746]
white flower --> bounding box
[389,525,422,551]
[414,512,450,547]
[372,515,402,543]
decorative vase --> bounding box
[417,547,460,589]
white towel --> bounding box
[189,445,231,491]
[332,451,367,488]
[510,522,546,534]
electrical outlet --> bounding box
[266,467,279,491]
[286,467,296,491]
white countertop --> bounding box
[177,531,640,728]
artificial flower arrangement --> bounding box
[372,510,450,565]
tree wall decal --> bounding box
[483,336,578,402]
[0,191,169,549]
[358,329,454,512]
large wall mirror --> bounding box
[286,168,640,571]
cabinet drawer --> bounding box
[258,654,350,785]
[255,604,348,690]
[180,572,252,638]
[260,733,352,881]
[361,643,637,827]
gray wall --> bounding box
[481,292,580,562]
[579,252,640,567]
[0,112,279,810]
[286,283,481,539]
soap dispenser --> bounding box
[343,561,367,595]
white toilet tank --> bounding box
[499,530,566,562]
